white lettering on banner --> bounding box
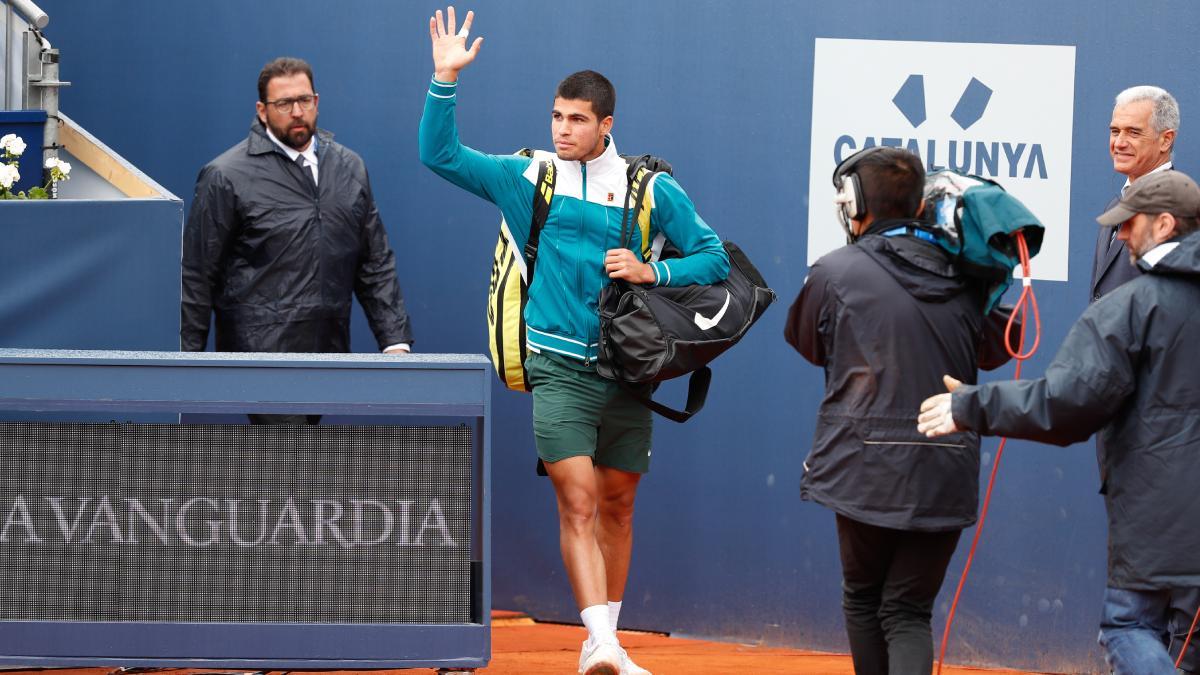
[351,499,394,545]
[1,496,43,544]
[0,496,460,549]
[127,498,173,545]
[227,499,270,547]
[807,38,1076,281]
[46,496,89,540]
[414,498,456,547]
[176,497,220,547]
[85,496,123,544]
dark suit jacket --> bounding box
[1087,165,1176,301]
[1090,194,1142,302]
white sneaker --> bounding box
[578,639,622,675]
[617,645,652,675]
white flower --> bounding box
[1,134,26,157]
[0,163,20,189]
[45,157,71,179]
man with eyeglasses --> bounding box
[182,57,413,423]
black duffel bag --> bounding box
[596,213,776,422]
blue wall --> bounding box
[0,200,181,350]
[28,1,1200,671]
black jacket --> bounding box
[786,221,1015,531]
[954,231,1200,590]
[181,120,412,353]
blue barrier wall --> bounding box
[0,200,181,350]
[28,1,1200,671]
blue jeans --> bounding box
[1099,587,1200,675]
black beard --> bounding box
[268,118,315,150]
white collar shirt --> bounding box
[266,126,319,186]
[1122,160,1173,193]
[1140,241,1180,268]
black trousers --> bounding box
[836,514,962,675]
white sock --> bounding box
[581,604,617,645]
[608,600,622,632]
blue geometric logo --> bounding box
[892,75,926,127]
[893,75,993,131]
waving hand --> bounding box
[430,6,482,82]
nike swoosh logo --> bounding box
[694,290,731,330]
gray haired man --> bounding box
[1092,85,1179,300]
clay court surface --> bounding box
[4,611,1048,675]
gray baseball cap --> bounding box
[1097,170,1200,226]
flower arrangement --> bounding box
[1,133,71,199]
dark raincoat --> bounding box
[181,120,412,353]
[953,231,1200,589]
[786,220,1015,532]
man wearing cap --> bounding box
[918,170,1200,673]
[1091,86,1179,302]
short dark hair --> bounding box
[856,148,926,220]
[257,57,314,102]
[1174,214,1200,237]
[555,70,616,120]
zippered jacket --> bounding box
[952,231,1200,589]
[419,77,729,364]
[182,120,413,353]
[786,221,1016,531]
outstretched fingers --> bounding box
[428,8,480,78]
[433,9,444,37]
[916,393,955,437]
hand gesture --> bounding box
[917,375,963,437]
[605,248,655,284]
[429,6,482,82]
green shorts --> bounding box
[527,351,653,474]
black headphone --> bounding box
[832,146,886,242]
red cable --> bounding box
[1178,603,1200,669]
[936,231,1039,675]
[1004,234,1041,361]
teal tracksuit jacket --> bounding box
[418,77,729,364]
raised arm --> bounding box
[418,7,531,212]
[429,6,482,84]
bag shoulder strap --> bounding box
[522,155,556,285]
[618,158,659,260]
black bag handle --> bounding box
[598,318,712,423]
[615,366,711,423]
